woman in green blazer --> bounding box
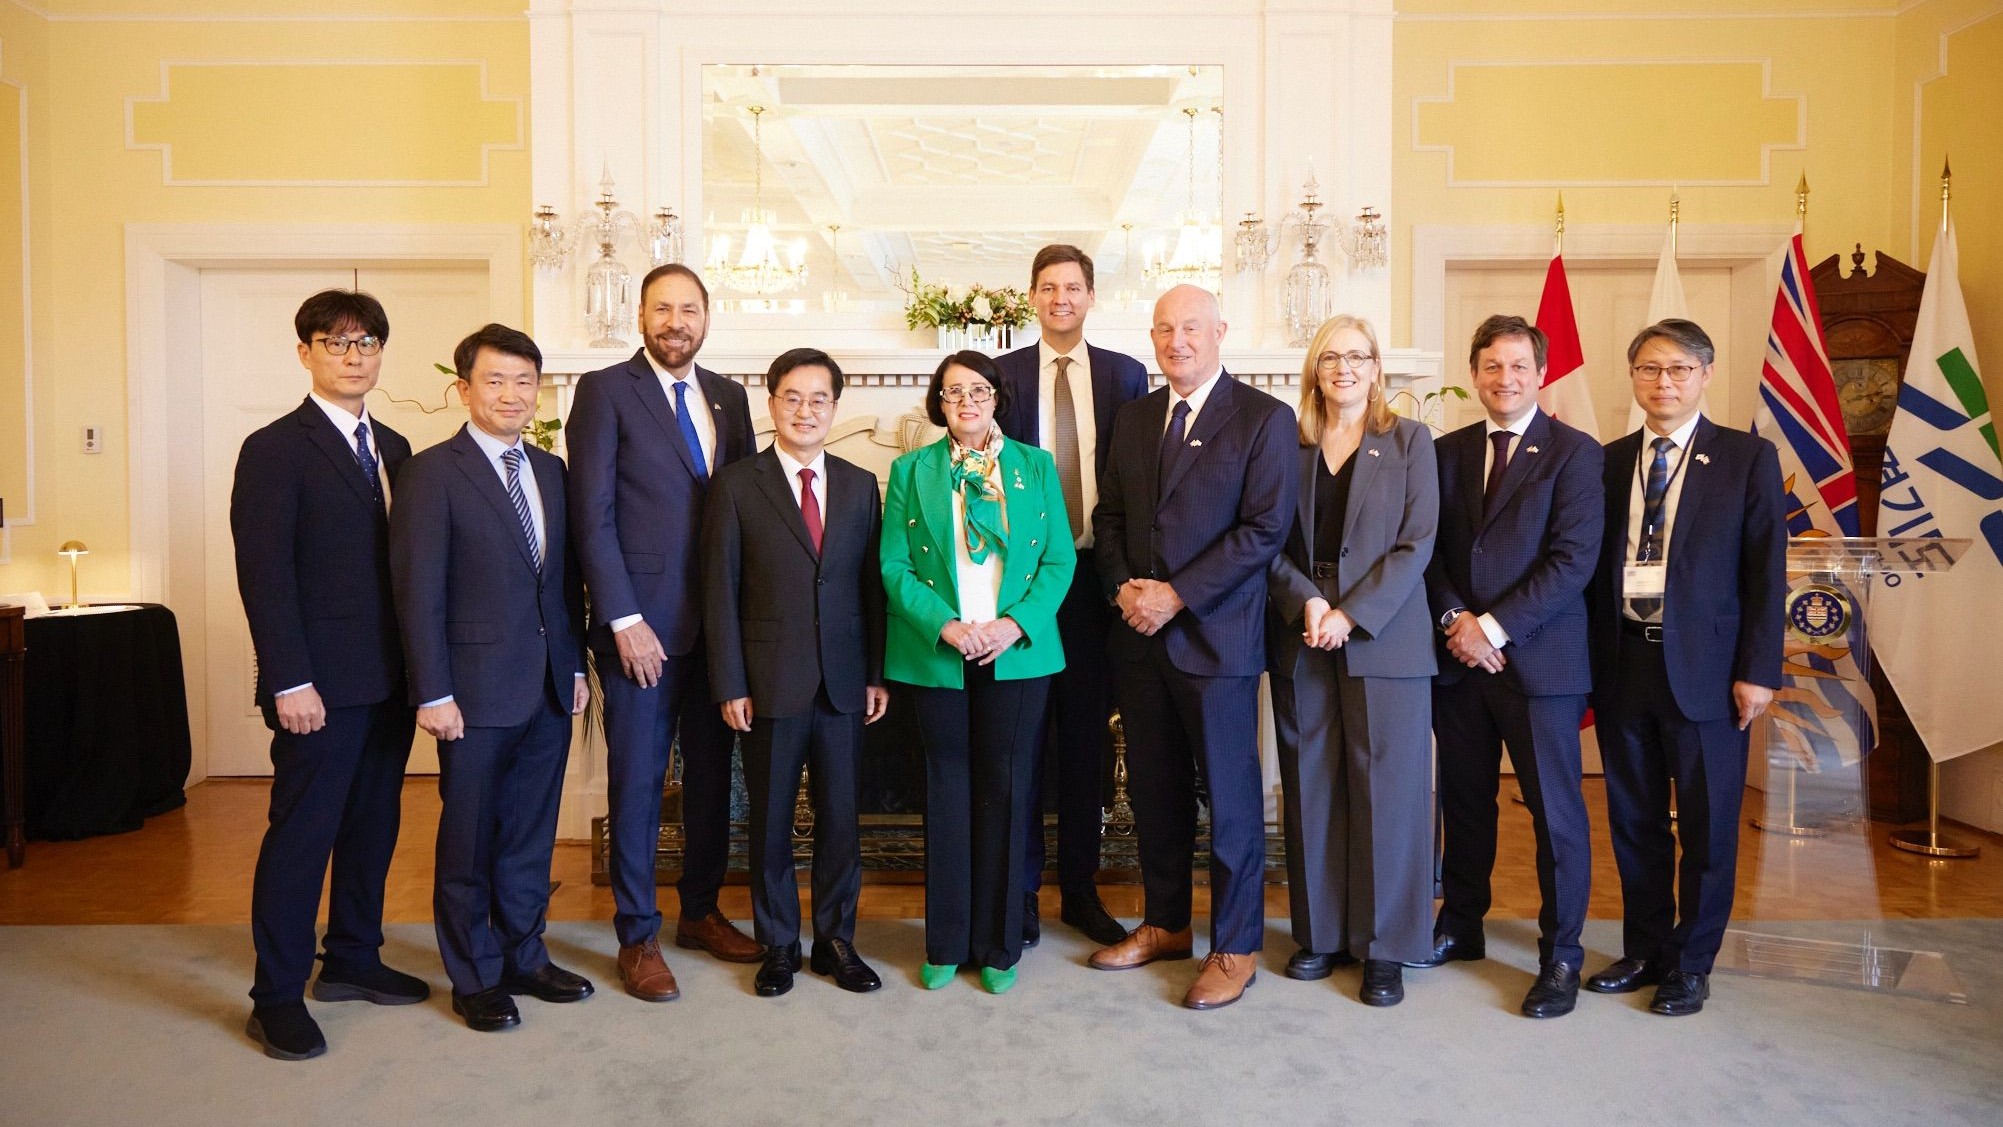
[881,350,1076,994]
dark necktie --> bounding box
[673,379,709,484]
[1158,400,1191,496]
[353,420,383,509]
[501,447,542,571]
[1482,430,1513,512]
[1630,436,1675,621]
[798,467,823,556]
[1052,356,1084,541]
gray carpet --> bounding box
[3,918,2000,1126]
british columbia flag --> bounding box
[1752,229,1871,771]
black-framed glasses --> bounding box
[1630,363,1702,383]
[939,385,995,405]
[1316,351,1376,372]
[314,335,383,357]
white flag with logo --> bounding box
[1626,223,1707,431]
[1873,217,2003,761]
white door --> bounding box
[198,264,490,776]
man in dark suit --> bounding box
[231,289,423,1061]
[567,265,762,1002]
[1414,314,1604,1019]
[992,243,1149,947]
[702,348,889,998]
[391,324,592,1032]
[1088,284,1296,1010]
[1585,319,1784,1016]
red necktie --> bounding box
[798,467,823,555]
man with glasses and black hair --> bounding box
[231,289,421,1059]
[701,348,889,999]
[992,244,1149,947]
[1584,318,1784,1016]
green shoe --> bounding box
[919,962,957,990]
[979,966,1018,995]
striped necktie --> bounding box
[501,447,542,571]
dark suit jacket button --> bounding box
[817,577,826,586]
[538,626,546,635]
[1340,548,1349,558]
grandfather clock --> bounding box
[1809,244,1929,823]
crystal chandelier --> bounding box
[1144,108,1222,294]
[1282,173,1333,348]
[705,105,808,297]
[526,168,685,347]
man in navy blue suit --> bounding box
[567,265,763,1002]
[1414,314,1604,1019]
[231,289,423,1061]
[1585,319,1784,1016]
[391,324,591,1032]
[991,244,1149,947]
[1088,284,1296,1010]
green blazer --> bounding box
[880,435,1076,688]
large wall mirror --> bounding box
[700,63,1224,315]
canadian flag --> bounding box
[1534,254,1599,441]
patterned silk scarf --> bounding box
[949,430,1008,564]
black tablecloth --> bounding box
[18,603,190,839]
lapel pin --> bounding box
[1368,448,1381,457]
[1525,445,1539,454]
[1190,439,1204,448]
[1695,452,1711,465]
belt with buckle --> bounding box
[1312,562,1338,580]
[1620,619,1664,643]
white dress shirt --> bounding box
[948,438,1004,624]
[1469,405,1541,648]
[1621,413,1703,620]
[279,394,388,699]
[1037,341,1099,549]
[1163,368,1224,437]
[773,445,829,528]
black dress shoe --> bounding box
[245,1001,326,1061]
[1282,949,1357,981]
[1059,888,1128,947]
[1360,960,1406,1007]
[311,959,429,1005]
[502,962,594,1003]
[451,987,521,1032]
[1587,957,1664,995]
[809,937,883,993]
[1404,931,1485,969]
[1022,892,1041,949]
[1521,962,1580,1019]
[1649,970,1710,1016]
[755,942,801,998]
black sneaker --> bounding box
[246,1001,327,1061]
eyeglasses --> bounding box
[313,335,383,357]
[1631,363,1703,383]
[773,392,834,414]
[1316,351,1376,372]
[939,385,995,405]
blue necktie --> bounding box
[1158,400,1191,496]
[353,420,383,509]
[502,447,542,572]
[673,380,709,483]
[1631,436,1674,621]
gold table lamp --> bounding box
[56,540,89,610]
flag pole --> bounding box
[1669,189,1680,257]
[1554,192,1565,257]
[1887,154,1980,861]
[1795,172,1810,235]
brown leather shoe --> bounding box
[1087,924,1194,971]
[1182,951,1256,1010]
[674,911,764,964]
[617,937,680,1002]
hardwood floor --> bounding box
[3,776,2001,926]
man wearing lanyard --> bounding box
[1585,318,1784,1016]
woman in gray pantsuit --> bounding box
[1267,314,1440,1007]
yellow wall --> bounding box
[0,3,528,594]
[1393,0,2002,400]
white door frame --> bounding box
[124,224,522,782]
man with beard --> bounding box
[568,265,761,1001]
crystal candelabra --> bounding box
[527,169,685,347]
[1281,175,1332,347]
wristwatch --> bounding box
[1439,607,1465,633]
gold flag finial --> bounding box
[1669,189,1681,256]
[1555,193,1565,252]
[1941,154,1953,232]
[1795,173,1810,220]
